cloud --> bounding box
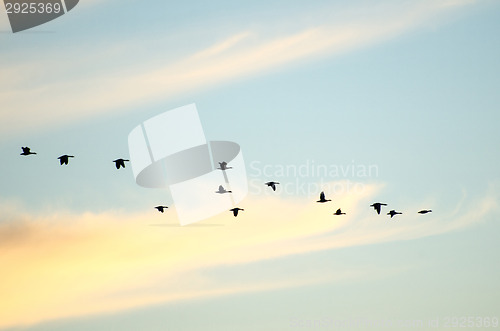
[0,0,477,138]
[0,180,497,329]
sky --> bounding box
[1,0,499,330]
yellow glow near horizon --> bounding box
[1,181,495,329]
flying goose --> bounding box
[316,191,331,203]
[229,207,244,217]
[387,210,402,218]
[333,208,346,215]
[113,159,129,169]
[20,147,36,156]
[217,161,232,170]
[370,202,387,215]
[155,206,169,213]
[215,185,232,194]
[265,181,280,191]
[57,155,74,165]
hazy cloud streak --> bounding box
[0,181,496,329]
[0,0,476,137]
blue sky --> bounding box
[1,0,499,330]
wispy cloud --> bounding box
[0,181,497,329]
[0,0,477,138]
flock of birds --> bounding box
[158,163,433,218]
[21,146,129,168]
[20,147,432,219]
[310,191,430,218]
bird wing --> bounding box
[375,204,381,214]
[320,192,325,200]
[218,185,223,191]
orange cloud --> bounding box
[0,181,497,329]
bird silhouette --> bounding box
[57,155,74,165]
[370,202,387,215]
[387,210,402,218]
[229,207,244,217]
[215,185,232,194]
[418,210,432,214]
[265,181,280,191]
[333,208,346,215]
[113,159,129,169]
[20,147,36,156]
[217,161,232,170]
[316,191,331,203]
[155,206,168,213]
